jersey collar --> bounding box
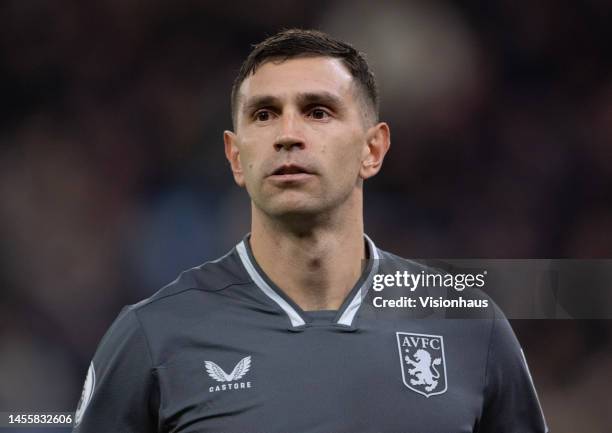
[236,234,380,329]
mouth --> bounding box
[267,164,315,183]
[270,164,312,176]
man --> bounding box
[73,29,547,432]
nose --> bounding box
[273,113,305,152]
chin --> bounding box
[253,188,351,221]
[268,202,323,218]
[258,196,328,219]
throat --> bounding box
[249,230,367,312]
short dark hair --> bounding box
[231,29,379,126]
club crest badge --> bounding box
[396,332,447,397]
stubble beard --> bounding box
[251,181,360,234]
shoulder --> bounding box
[108,246,252,343]
[99,246,253,366]
[376,248,441,274]
[129,246,251,314]
[372,246,496,320]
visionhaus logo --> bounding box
[205,356,253,393]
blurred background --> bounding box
[1,0,611,431]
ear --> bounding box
[360,122,391,179]
[224,130,245,187]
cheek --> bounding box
[238,143,270,193]
[325,134,364,172]
[241,154,258,183]
[238,138,263,174]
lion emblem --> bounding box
[405,348,442,392]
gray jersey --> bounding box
[72,235,547,433]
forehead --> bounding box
[238,56,356,106]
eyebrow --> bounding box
[296,91,344,109]
[242,95,282,115]
[241,91,345,115]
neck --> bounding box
[249,193,366,311]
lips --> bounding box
[270,164,312,176]
[267,164,315,184]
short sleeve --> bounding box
[477,308,548,433]
[72,307,159,433]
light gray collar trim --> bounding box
[336,234,379,326]
[236,235,379,328]
[236,241,306,327]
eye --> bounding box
[254,110,272,122]
[309,108,330,120]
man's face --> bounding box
[225,56,375,218]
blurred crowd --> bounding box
[1,1,611,432]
